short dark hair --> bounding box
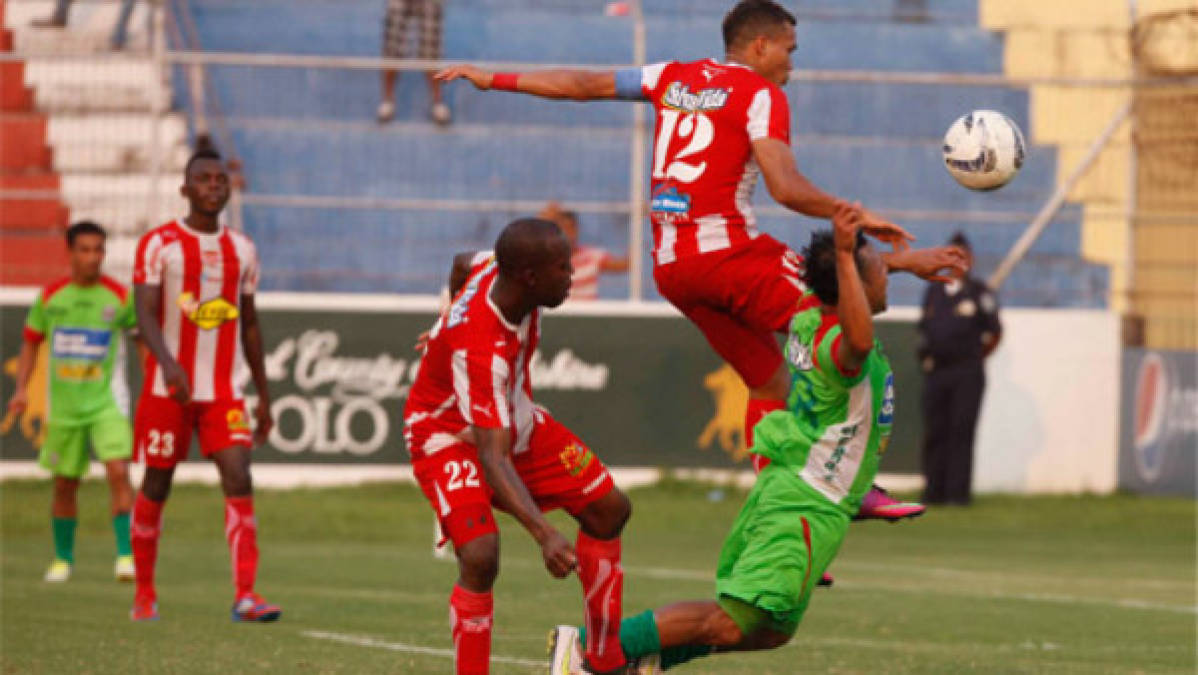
[722,0,796,51]
[184,147,223,177]
[802,228,868,306]
[495,217,564,275]
[65,220,106,248]
[949,230,972,251]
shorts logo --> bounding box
[877,372,895,426]
[178,292,239,330]
[559,442,594,477]
[227,408,250,432]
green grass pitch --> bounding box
[2,479,1194,674]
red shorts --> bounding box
[134,395,253,468]
[654,234,805,389]
[411,412,616,548]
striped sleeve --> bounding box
[451,347,511,429]
[133,231,163,285]
[615,61,669,101]
[746,85,791,143]
[240,236,261,294]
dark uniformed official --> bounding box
[917,232,1001,505]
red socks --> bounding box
[449,584,494,675]
[224,496,259,599]
[131,492,163,602]
[746,398,785,473]
[576,532,625,671]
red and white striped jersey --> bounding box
[617,59,791,265]
[133,220,260,402]
[568,245,611,301]
[403,254,540,459]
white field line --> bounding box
[301,630,543,669]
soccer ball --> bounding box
[942,110,1026,191]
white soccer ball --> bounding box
[942,110,1026,191]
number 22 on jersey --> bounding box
[652,110,715,183]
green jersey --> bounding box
[752,293,895,517]
[23,277,137,426]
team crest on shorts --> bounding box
[559,442,594,477]
[226,408,250,432]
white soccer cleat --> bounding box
[376,100,395,123]
[629,653,662,674]
[548,625,586,675]
[430,102,452,126]
[115,555,135,582]
[43,559,71,583]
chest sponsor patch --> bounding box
[178,292,239,330]
[650,186,692,214]
[52,327,111,361]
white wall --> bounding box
[974,309,1120,493]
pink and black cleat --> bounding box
[854,485,926,522]
[817,573,834,587]
[231,593,282,623]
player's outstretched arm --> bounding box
[832,204,874,373]
[753,138,914,243]
[134,284,191,403]
[240,294,273,444]
[473,427,577,577]
[435,65,618,101]
[882,242,967,283]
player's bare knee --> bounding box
[140,467,174,502]
[104,460,129,484]
[53,476,79,497]
[456,534,500,590]
[577,489,631,539]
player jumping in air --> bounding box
[436,0,965,521]
[551,203,905,673]
[6,222,138,584]
[128,149,279,623]
[404,219,634,675]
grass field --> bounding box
[2,478,1194,674]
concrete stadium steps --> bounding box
[22,59,170,113]
[229,122,1059,213]
[57,173,188,234]
[45,113,190,173]
[189,1,1002,72]
[5,0,152,52]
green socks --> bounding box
[113,512,132,557]
[51,517,77,564]
[581,610,714,670]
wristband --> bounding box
[492,72,520,91]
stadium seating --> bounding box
[180,0,1109,306]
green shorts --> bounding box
[714,466,850,636]
[40,412,132,479]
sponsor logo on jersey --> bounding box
[178,292,239,330]
[559,442,594,477]
[661,82,729,112]
[878,372,895,426]
[51,328,111,362]
[650,186,691,214]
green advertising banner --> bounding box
[1,299,923,472]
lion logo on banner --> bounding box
[697,364,749,462]
[1,344,49,448]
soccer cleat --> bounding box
[114,555,135,582]
[376,100,395,123]
[854,485,926,522]
[626,654,662,675]
[547,625,585,675]
[231,593,281,622]
[818,572,834,587]
[43,559,71,583]
[130,596,159,621]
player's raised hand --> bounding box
[252,397,274,445]
[889,244,969,283]
[856,205,914,245]
[538,528,577,579]
[833,202,864,253]
[434,64,494,90]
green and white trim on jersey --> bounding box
[751,293,895,517]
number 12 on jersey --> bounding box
[653,110,714,183]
